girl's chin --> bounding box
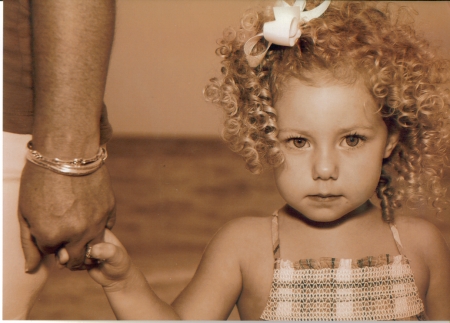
[285,200,374,225]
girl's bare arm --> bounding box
[90,219,245,320]
[423,225,450,319]
[399,217,450,320]
[88,230,180,320]
[171,219,245,319]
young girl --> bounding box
[79,1,450,320]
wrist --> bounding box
[103,265,145,294]
[31,130,101,159]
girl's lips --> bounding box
[307,194,342,202]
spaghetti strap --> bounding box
[271,211,280,258]
[389,223,406,257]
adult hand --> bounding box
[18,162,116,272]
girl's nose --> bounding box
[312,149,338,180]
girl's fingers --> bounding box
[89,242,119,263]
[88,230,128,266]
[103,228,124,247]
[57,230,125,268]
[83,230,107,267]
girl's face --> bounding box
[274,78,398,222]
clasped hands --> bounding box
[18,162,116,272]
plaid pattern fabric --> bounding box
[260,212,426,321]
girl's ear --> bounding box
[384,131,400,158]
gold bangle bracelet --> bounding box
[26,141,107,176]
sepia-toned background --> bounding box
[28,1,450,319]
[104,0,450,138]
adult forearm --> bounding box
[30,0,115,158]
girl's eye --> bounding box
[290,138,307,148]
[344,135,364,147]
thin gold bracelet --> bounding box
[26,141,107,176]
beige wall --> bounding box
[104,1,450,138]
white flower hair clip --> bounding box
[244,0,331,67]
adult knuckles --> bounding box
[31,222,80,254]
[35,238,64,254]
[106,213,116,230]
[65,244,91,270]
[32,227,65,246]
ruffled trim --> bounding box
[275,254,406,270]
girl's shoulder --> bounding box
[395,215,449,262]
[173,215,275,319]
[219,215,273,234]
[207,215,274,260]
[395,215,450,319]
[213,215,274,245]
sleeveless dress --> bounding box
[260,211,427,321]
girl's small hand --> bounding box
[57,229,134,290]
[85,229,134,290]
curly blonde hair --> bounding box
[204,1,450,221]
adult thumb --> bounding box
[19,214,42,273]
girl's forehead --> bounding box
[274,70,362,101]
[279,77,374,105]
[275,78,384,131]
